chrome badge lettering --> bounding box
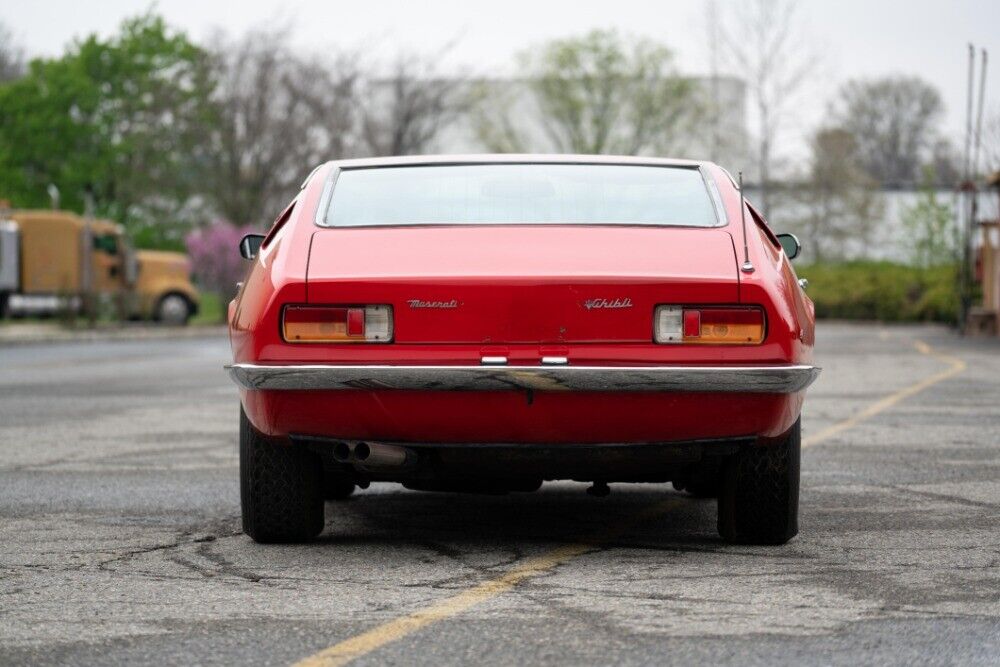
[583,297,633,310]
[408,299,459,309]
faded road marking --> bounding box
[803,339,966,448]
[293,338,964,666]
[293,499,682,667]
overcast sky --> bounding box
[4,0,999,165]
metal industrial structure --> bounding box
[969,172,1000,335]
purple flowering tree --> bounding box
[185,220,260,316]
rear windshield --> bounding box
[322,164,719,227]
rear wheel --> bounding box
[717,418,800,545]
[323,473,356,500]
[679,477,719,498]
[672,464,721,498]
[240,407,324,543]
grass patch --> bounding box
[797,261,959,323]
[191,291,226,325]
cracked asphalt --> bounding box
[1,322,998,665]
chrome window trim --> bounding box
[699,165,727,226]
[315,162,727,229]
[312,166,341,227]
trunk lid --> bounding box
[306,226,739,344]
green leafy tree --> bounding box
[902,168,958,269]
[475,30,694,155]
[0,14,215,247]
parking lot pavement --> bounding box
[0,322,998,666]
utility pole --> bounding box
[46,184,60,210]
[959,45,977,331]
[82,185,96,326]
[960,47,990,332]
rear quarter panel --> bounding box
[705,164,814,365]
[229,164,331,362]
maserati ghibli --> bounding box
[227,155,818,545]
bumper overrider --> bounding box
[226,363,820,394]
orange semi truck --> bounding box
[0,209,199,324]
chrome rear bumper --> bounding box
[226,363,820,394]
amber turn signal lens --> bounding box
[283,305,392,343]
[692,308,765,344]
[655,306,765,344]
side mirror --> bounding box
[776,233,801,260]
[239,233,265,260]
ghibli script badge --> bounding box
[582,297,633,310]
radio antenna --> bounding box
[738,171,754,273]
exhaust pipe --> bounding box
[332,441,354,463]
[355,441,409,467]
[330,440,411,467]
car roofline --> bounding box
[322,154,711,170]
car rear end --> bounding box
[229,157,817,545]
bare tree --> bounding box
[793,128,883,261]
[358,49,467,156]
[0,21,25,82]
[928,139,961,187]
[832,76,945,187]
[474,30,695,155]
[721,0,818,218]
[203,26,359,224]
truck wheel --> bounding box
[240,407,324,543]
[157,293,191,325]
[717,418,800,545]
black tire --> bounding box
[156,293,192,326]
[683,477,720,499]
[323,473,356,500]
[718,418,800,545]
[673,466,720,498]
[240,407,324,543]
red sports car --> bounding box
[227,155,818,545]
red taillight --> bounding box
[656,306,765,344]
[283,305,392,343]
[347,308,365,336]
[683,310,701,338]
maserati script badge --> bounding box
[582,297,633,310]
[408,299,459,309]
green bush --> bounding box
[190,291,225,325]
[797,262,959,323]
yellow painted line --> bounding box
[295,337,965,666]
[803,339,965,448]
[293,499,681,667]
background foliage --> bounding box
[800,262,960,322]
[0,14,214,249]
[0,10,989,322]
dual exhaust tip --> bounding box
[332,441,411,468]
